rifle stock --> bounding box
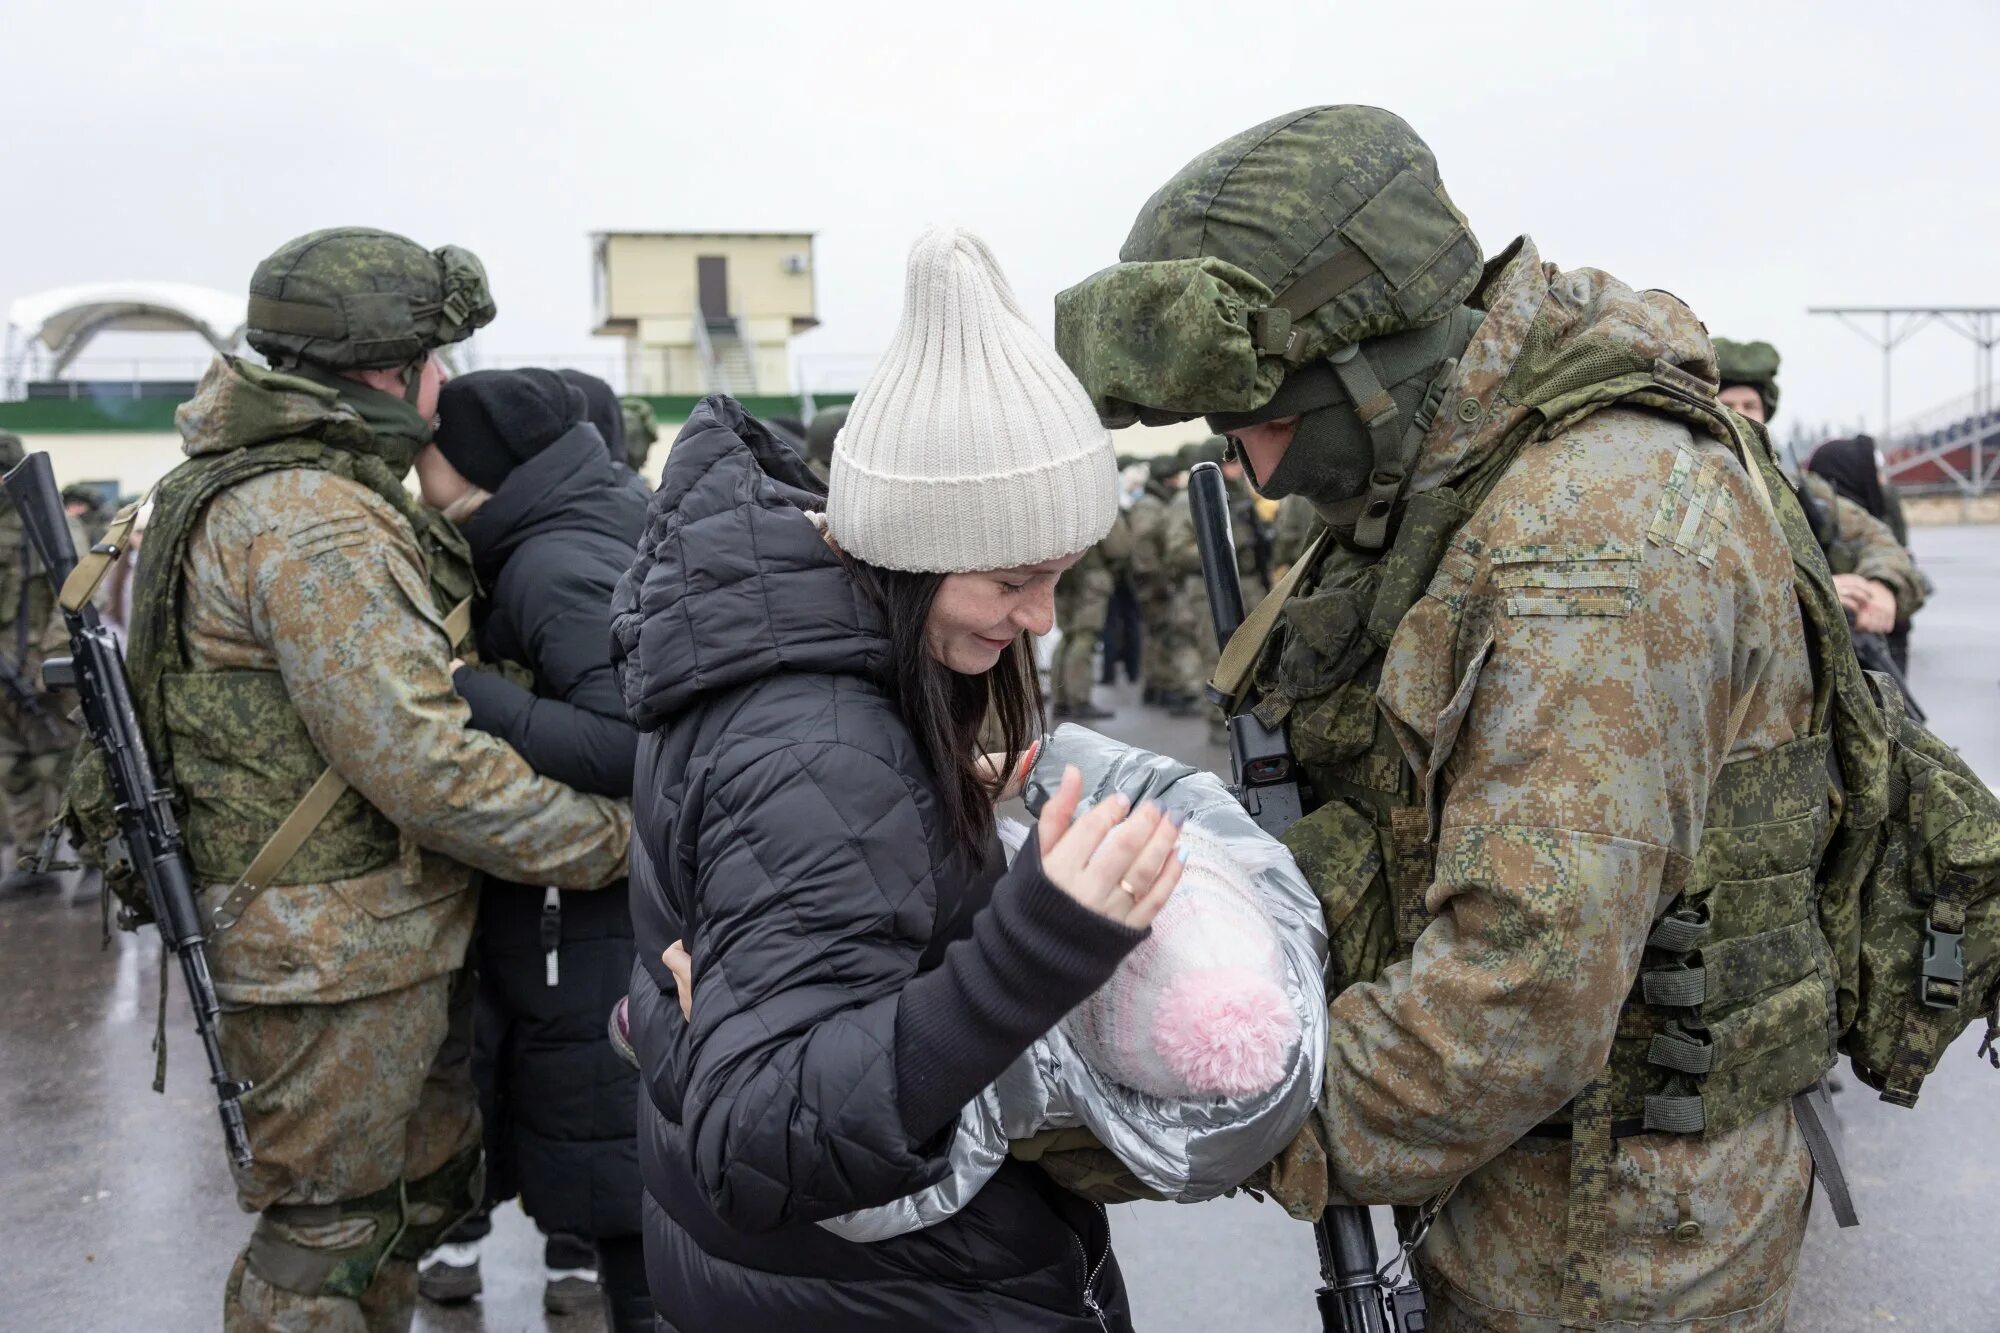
[3,453,252,1167]
[1186,461,1411,1333]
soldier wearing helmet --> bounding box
[114,228,631,1330]
[1057,108,1840,1328]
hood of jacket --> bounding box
[1407,235,1724,498]
[611,395,892,731]
[173,354,433,473]
[460,420,638,586]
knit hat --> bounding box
[558,368,625,462]
[828,226,1117,572]
[435,369,587,491]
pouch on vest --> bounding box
[1843,672,2000,1104]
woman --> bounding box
[411,368,652,1332]
[611,227,1181,1331]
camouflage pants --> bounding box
[0,708,77,854]
[1415,1102,1812,1331]
[221,971,481,1333]
[1139,584,1206,696]
[1053,568,1112,709]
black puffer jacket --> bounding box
[611,397,1139,1332]
[454,421,647,1240]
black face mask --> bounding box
[1210,306,1483,545]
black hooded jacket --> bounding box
[610,397,1141,1331]
[453,421,649,1239]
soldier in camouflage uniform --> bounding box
[618,394,659,476]
[1713,339,1923,644]
[1126,453,1192,707]
[0,432,87,892]
[63,483,114,548]
[1271,492,1324,577]
[804,403,847,485]
[122,229,632,1333]
[1058,107,1847,1330]
[1051,505,1132,719]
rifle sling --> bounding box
[210,596,474,931]
[1211,528,1327,709]
[59,496,148,614]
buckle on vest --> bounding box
[1920,923,1965,1009]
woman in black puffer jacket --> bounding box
[415,368,651,1331]
[611,228,1184,1333]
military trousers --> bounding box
[1052,569,1113,709]
[0,708,77,855]
[221,969,481,1333]
[1414,1101,1813,1331]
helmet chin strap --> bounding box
[402,356,427,406]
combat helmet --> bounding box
[1712,338,1781,421]
[806,404,849,469]
[247,227,495,392]
[1055,106,1484,546]
[0,431,22,470]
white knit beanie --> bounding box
[827,225,1118,572]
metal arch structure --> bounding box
[1808,305,2000,496]
[4,282,247,399]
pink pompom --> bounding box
[1150,968,1298,1098]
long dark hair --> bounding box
[844,558,1045,861]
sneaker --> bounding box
[417,1243,482,1304]
[544,1267,601,1316]
[608,997,639,1070]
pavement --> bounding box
[5,523,1997,1332]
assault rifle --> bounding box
[1187,461,1424,1333]
[3,452,253,1168]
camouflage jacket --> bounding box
[147,358,631,1005]
[1125,488,1173,595]
[1284,241,1821,1326]
[1799,471,1925,620]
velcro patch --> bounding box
[1646,447,1735,568]
[1488,543,1641,618]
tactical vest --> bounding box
[120,439,474,896]
[1243,361,1888,1146]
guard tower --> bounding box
[592,232,818,396]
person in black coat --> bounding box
[615,225,1196,1332]
[412,368,652,1331]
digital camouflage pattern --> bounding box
[1258,241,1825,1328]
[1052,513,1131,710]
[0,434,84,858]
[1125,481,1189,697]
[1799,471,1925,619]
[1054,106,1483,427]
[221,971,479,1332]
[620,395,660,475]
[1712,338,1782,421]
[247,228,494,373]
[147,357,631,1006]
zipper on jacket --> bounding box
[1075,1202,1110,1330]
[540,887,562,986]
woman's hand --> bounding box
[1035,765,1181,929]
[664,939,693,1020]
[1833,573,1897,634]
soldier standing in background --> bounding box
[115,228,632,1332]
[618,394,659,477]
[1713,339,1923,652]
[1058,105,1846,1329]
[1051,498,1132,720]
[63,483,113,548]
[803,403,847,484]
[1128,452,1196,710]
[1097,460,1149,690]
[0,432,86,893]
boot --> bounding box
[0,868,62,896]
[1165,692,1204,718]
[416,1240,482,1305]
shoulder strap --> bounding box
[59,493,149,613]
[1211,528,1327,709]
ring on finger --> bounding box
[1117,878,1139,898]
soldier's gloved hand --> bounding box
[1834,573,1897,634]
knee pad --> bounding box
[247,1182,405,1302]
[391,1143,485,1263]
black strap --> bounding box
[1792,1080,1860,1227]
[1248,246,1380,359]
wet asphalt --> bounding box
[5,524,1997,1332]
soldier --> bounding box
[0,432,86,892]
[63,483,113,548]
[804,403,847,484]
[1129,452,1202,711]
[1057,106,1844,1328]
[1713,339,1923,642]
[121,228,632,1332]
[1051,502,1133,720]
[618,394,659,476]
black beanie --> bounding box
[558,368,625,461]
[435,369,587,492]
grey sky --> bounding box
[6,0,1995,438]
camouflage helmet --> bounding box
[1191,435,1228,467]
[0,432,21,470]
[1147,452,1181,482]
[620,396,660,446]
[1712,337,1781,421]
[247,227,496,372]
[1055,106,1481,428]
[806,404,849,467]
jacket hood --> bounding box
[611,396,891,731]
[460,421,635,585]
[1409,236,1723,496]
[175,355,374,459]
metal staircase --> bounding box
[693,315,759,396]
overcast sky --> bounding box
[6,0,1995,439]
